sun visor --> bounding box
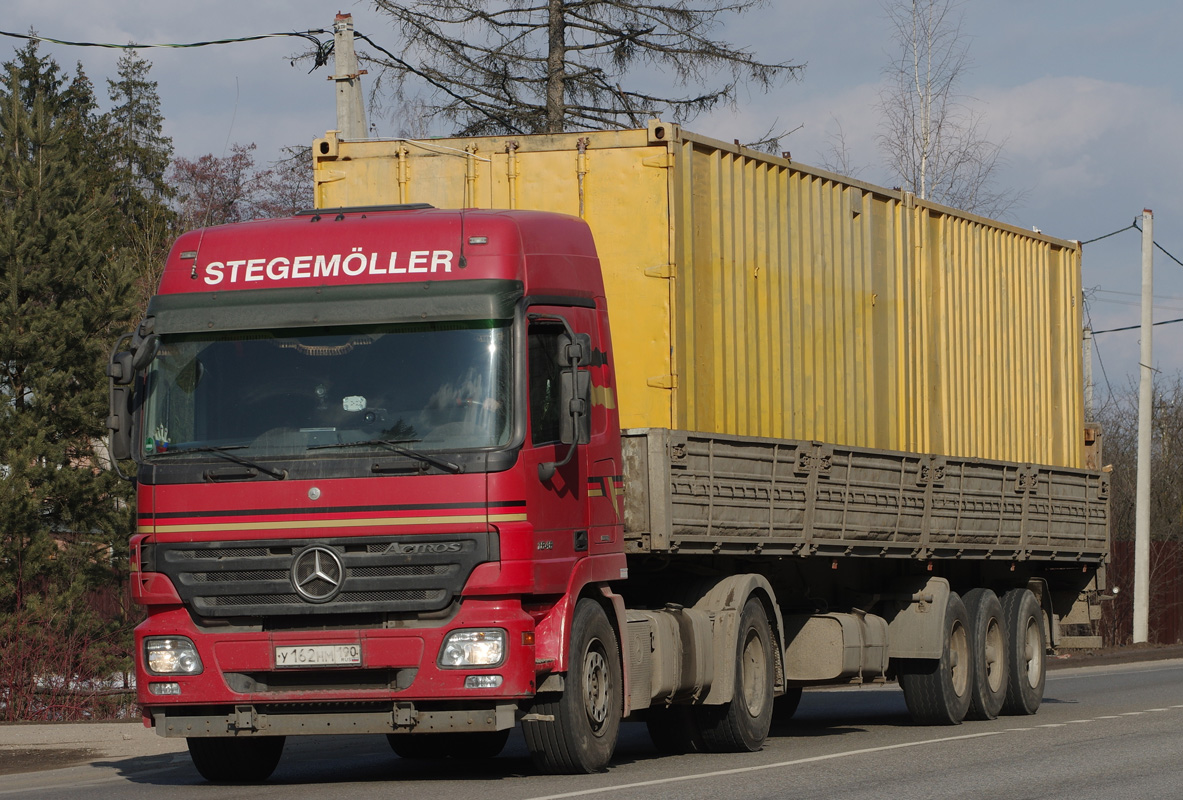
[147,279,524,334]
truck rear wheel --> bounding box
[899,591,972,725]
[186,736,285,783]
[387,730,510,760]
[694,597,774,752]
[1000,588,1046,715]
[524,598,621,773]
[963,588,1008,720]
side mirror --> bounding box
[107,351,134,386]
[107,385,134,462]
[107,334,139,478]
[131,333,159,370]
[538,330,593,482]
[559,370,591,445]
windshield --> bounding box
[140,320,513,459]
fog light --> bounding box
[145,637,203,675]
[465,675,504,689]
[439,629,506,667]
[148,682,181,696]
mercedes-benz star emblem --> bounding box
[290,545,344,603]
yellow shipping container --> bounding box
[313,121,1087,468]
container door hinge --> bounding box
[647,374,678,389]
[645,263,676,279]
[642,153,674,169]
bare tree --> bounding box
[256,145,315,217]
[1094,375,1183,644]
[818,115,865,179]
[877,0,1019,216]
[361,0,802,139]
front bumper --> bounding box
[137,598,537,736]
[152,700,519,737]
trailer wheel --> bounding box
[186,736,285,783]
[387,730,510,760]
[1000,588,1046,715]
[899,591,972,725]
[523,599,621,773]
[963,588,1008,720]
[695,597,774,752]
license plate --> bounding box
[274,643,361,669]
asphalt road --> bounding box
[3,657,1182,800]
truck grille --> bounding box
[152,534,494,617]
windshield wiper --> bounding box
[150,445,288,480]
[309,438,463,474]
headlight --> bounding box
[439,629,506,668]
[144,637,204,675]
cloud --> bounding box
[980,76,1183,164]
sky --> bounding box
[5,0,1182,401]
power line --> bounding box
[1133,221,1183,268]
[1079,219,1182,269]
[1083,302,1116,406]
[0,27,328,51]
[1080,222,1138,245]
[350,31,526,135]
[1092,316,1183,335]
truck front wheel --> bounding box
[186,736,285,783]
[695,597,775,752]
[524,598,622,773]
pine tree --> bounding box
[104,48,175,305]
[0,42,140,718]
[106,48,173,207]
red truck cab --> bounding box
[110,206,628,778]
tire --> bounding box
[523,599,622,773]
[694,597,775,752]
[387,730,510,760]
[186,736,285,783]
[773,687,804,722]
[898,592,973,725]
[645,705,702,754]
[963,588,1008,721]
[1000,588,1047,715]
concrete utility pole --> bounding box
[1134,209,1153,643]
[1083,326,1094,419]
[332,13,368,139]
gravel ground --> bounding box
[3,643,1181,776]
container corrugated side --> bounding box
[667,128,1084,468]
[314,123,1086,468]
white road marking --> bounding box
[524,702,1183,800]
[523,729,1010,800]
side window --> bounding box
[528,322,564,445]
